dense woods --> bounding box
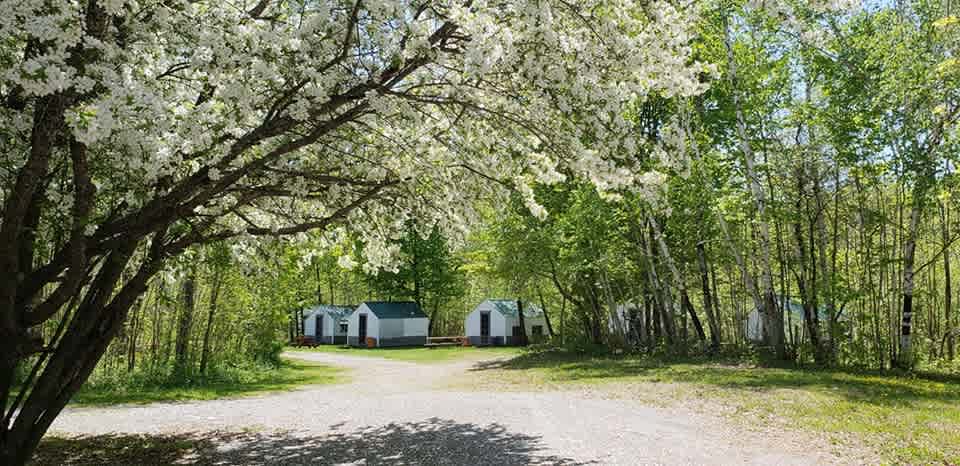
[2,0,959,464]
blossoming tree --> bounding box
[0,0,706,462]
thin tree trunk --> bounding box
[174,270,196,374]
[792,162,826,364]
[697,242,721,350]
[517,299,528,346]
[559,297,566,346]
[648,215,706,344]
[537,287,555,337]
[127,293,148,372]
[199,266,223,375]
[941,201,955,360]
[898,188,924,368]
[723,14,784,358]
[644,227,676,345]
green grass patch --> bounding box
[70,358,344,406]
[473,349,960,464]
[287,344,523,363]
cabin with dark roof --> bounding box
[347,301,430,347]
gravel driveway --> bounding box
[46,351,860,465]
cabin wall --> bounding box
[303,312,317,338]
[503,314,549,345]
[465,302,510,346]
[322,313,348,344]
[378,318,429,347]
[347,305,380,346]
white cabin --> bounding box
[465,299,550,346]
[303,305,353,344]
[347,301,429,347]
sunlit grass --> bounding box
[69,358,344,406]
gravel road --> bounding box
[46,351,862,465]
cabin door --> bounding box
[480,312,491,345]
[358,314,368,343]
[316,315,323,340]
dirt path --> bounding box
[46,351,864,465]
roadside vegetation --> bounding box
[466,347,960,464]
[69,358,343,407]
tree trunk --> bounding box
[1,240,146,466]
[696,242,721,350]
[559,297,566,346]
[537,288,555,338]
[898,189,924,368]
[516,299,528,346]
[199,266,223,375]
[941,201,955,360]
[127,294,148,372]
[644,238,676,345]
[429,301,439,337]
[813,160,837,363]
[648,215,706,344]
[174,270,196,375]
[723,15,784,359]
[792,163,826,364]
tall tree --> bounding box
[0,1,706,462]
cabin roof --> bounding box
[305,305,355,321]
[361,301,428,320]
[485,299,544,318]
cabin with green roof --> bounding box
[465,299,550,346]
[347,301,430,347]
[304,305,354,345]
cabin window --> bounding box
[532,325,544,336]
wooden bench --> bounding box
[426,336,466,348]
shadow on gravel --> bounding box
[33,418,594,465]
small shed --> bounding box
[303,305,354,344]
[347,301,430,347]
[465,299,550,346]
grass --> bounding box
[469,349,960,464]
[69,358,344,406]
[30,433,206,466]
[286,344,524,363]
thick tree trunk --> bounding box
[1,238,147,466]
